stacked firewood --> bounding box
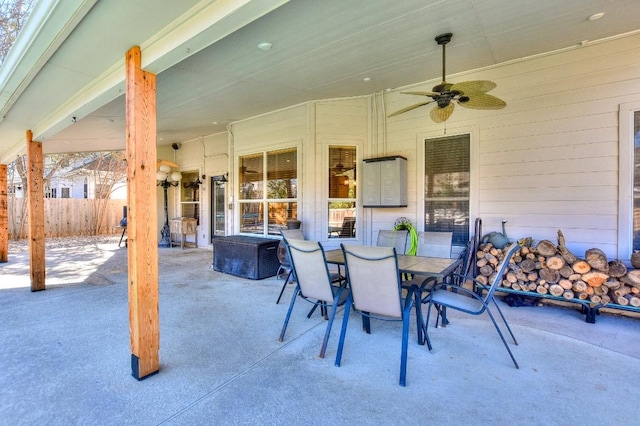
[476,230,640,307]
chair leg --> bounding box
[319,287,345,358]
[491,297,518,345]
[486,307,519,369]
[399,294,413,387]
[424,301,434,353]
[278,285,300,342]
[275,270,293,304]
[335,293,353,367]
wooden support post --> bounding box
[0,164,7,263]
[125,46,160,380]
[26,131,45,290]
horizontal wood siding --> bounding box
[383,33,640,258]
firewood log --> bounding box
[562,290,574,300]
[527,282,537,291]
[476,250,485,259]
[603,279,621,290]
[571,260,591,274]
[527,272,538,282]
[536,240,557,257]
[572,280,588,293]
[581,271,608,287]
[600,295,611,305]
[501,279,511,288]
[622,270,640,289]
[558,279,573,290]
[613,286,631,297]
[612,294,629,305]
[511,283,521,291]
[536,285,548,294]
[506,272,517,283]
[519,259,536,273]
[556,229,578,264]
[590,295,602,304]
[479,265,494,276]
[481,243,493,252]
[607,260,627,278]
[513,255,522,263]
[526,252,536,260]
[558,265,573,278]
[520,246,530,255]
[549,284,564,297]
[568,273,582,281]
[625,295,640,307]
[593,286,606,296]
[576,292,589,300]
[585,286,594,296]
[476,258,488,268]
[515,271,527,281]
[538,268,560,284]
[546,256,565,270]
[585,248,609,272]
[476,275,488,286]
[489,247,500,257]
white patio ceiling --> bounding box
[1,0,639,163]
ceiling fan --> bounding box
[388,33,506,123]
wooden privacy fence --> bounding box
[8,197,126,239]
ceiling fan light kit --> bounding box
[389,32,506,122]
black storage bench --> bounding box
[213,235,280,279]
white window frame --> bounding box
[618,102,640,261]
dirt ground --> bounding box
[8,234,123,254]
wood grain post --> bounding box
[125,46,160,380]
[27,131,45,290]
[0,164,7,263]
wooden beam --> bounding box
[125,46,160,380]
[26,131,45,290]
[0,164,7,263]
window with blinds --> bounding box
[424,134,470,247]
[632,111,640,251]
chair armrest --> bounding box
[430,281,484,302]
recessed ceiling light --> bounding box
[588,12,605,21]
[363,77,371,82]
[257,42,272,51]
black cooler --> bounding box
[212,235,280,279]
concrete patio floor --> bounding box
[1,239,639,425]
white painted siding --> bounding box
[382,33,640,259]
[174,33,640,260]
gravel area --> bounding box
[8,234,122,254]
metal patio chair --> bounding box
[335,244,426,386]
[424,243,520,368]
[278,239,347,358]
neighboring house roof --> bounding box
[0,0,639,162]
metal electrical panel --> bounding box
[362,156,407,207]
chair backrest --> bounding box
[416,231,453,258]
[287,239,335,302]
[339,217,356,237]
[483,243,519,302]
[281,229,305,242]
[341,244,402,318]
[376,230,408,255]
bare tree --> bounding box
[0,0,36,65]
[85,151,127,234]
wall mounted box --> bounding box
[362,156,407,207]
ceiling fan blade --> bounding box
[450,80,497,94]
[458,94,506,110]
[430,103,454,123]
[388,101,433,117]
[400,91,439,97]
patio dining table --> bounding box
[323,249,461,278]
